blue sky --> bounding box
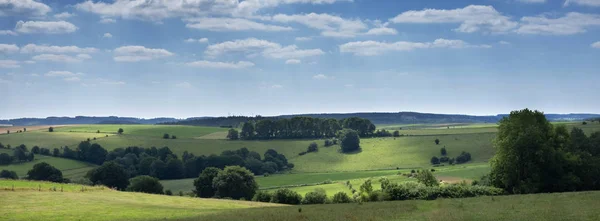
[1,0,599,119]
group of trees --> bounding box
[489,109,600,194]
[430,144,471,165]
[162,134,177,139]
[227,117,377,140]
[60,141,108,165]
[0,170,18,179]
[0,144,34,165]
[194,166,258,200]
[27,162,67,183]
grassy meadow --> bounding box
[2,179,600,221]
[0,149,96,180]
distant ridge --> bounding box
[2,112,598,126]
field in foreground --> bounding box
[2,180,600,221]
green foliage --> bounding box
[324,139,333,147]
[393,130,400,137]
[430,156,440,165]
[127,175,164,194]
[165,189,173,195]
[441,147,447,156]
[118,128,124,134]
[416,170,439,187]
[338,129,360,153]
[31,146,40,154]
[270,188,302,205]
[307,142,318,153]
[194,167,221,198]
[87,161,129,190]
[213,166,258,200]
[455,151,472,164]
[302,188,327,204]
[163,133,170,139]
[331,191,352,203]
[359,179,373,194]
[48,127,54,132]
[435,139,440,145]
[226,129,239,140]
[342,117,376,137]
[252,191,273,202]
[27,162,64,183]
[0,153,12,165]
[0,169,18,179]
[383,182,503,201]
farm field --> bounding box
[0,150,96,180]
[52,124,227,139]
[2,180,600,221]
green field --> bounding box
[53,124,227,139]
[2,180,600,221]
[0,153,96,180]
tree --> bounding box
[430,156,440,165]
[338,129,360,153]
[271,188,302,205]
[194,167,221,198]
[440,147,447,156]
[150,160,168,179]
[171,135,177,139]
[126,175,164,194]
[307,142,318,153]
[455,151,472,164]
[48,127,54,132]
[31,146,40,154]
[0,170,18,179]
[393,130,400,137]
[489,109,561,194]
[226,129,239,140]
[0,153,12,165]
[13,145,30,162]
[27,162,64,182]
[97,130,100,133]
[52,148,60,157]
[302,188,327,204]
[23,128,26,132]
[118,128,124,134]
[416,170,439,187]
[359,179,373,194]
[240,122,255,140]
[331,192,352,203]
[435,138,440,145]
[212,166,258,200]
[163,133,170,139]
[138,157,157,176]
[87,161,130,190]
[165,158,184,179]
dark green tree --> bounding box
[150,160,168,179]
[393,130,400,137]
[307,142,318,152]
[435,138,440,145]
[440,147,447,156]
[0,170,18,179]
[165,158,184,179]
[416,169,439,187]
[194,167,221,198]
[27,162,64,182]
[338,129,360,153]
[430,156,440,165]
[226,129,239,140]
[87,161,130,190]
[126,175,164,194]
[31,146,40,154]
[163,133,170,139]
[48,127,54,132]
[118,128,124,134]
[0,153,12,165]
[270,188,302,205]
[240,122,255,140]
[212,166,258,200]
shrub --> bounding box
[163,133,170,139]
[324,139,333,147]
[455,151,472,164]
[0,153,12,165]
[393,130,400,137]
[48,127,54,132]
[165,189,173,195]
[331,192,352,203]
[440,147,447,156]
[439,156,449,163]
[171,135,177,139]
[307,142,318,153]
[27,162,64,183]
[410,169,416,174]
[368,190,385,202]
[302,188,327,204]
[0,170,18,179]
[359,179,373,194]
[31,146,40,154]
[435,139,440,145]
[213,166,258,200]
[430,156,440,165]
[126,175,164,194]
[252,191,273,202]
[226,129,239,140]
[271,188,302,205]
[118,128,124,134]
[416,170,439,187]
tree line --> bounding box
[227,116,379,140]
[0,144,35,165]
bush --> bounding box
[226,129,239,140]
[338,129,360,153]
[439,156,449,163]
[194,167,221,198]
[359,179,373,194]
[393,130,400,137]
[0,153,12,165]
[0,170,18,179]
[455,151,472,164]
[31,146,40,154]
[171,135,177,139]
[87,161,130,190]
[331,192,352,203]
[165,189,173,195]
[430,156,440,165]
[440,147,447,156]
[271,188,302,205]
[213,166,258,200]
[416,170,439,187]
[435,138,440,145]
[48,127,54,132]
[324,139,333,147]
[410,169,416,174]
[163,134,170,139]
[252,191,273,202]
[126,175,164,194]
[307,142,318,153]
[302,188,327,204]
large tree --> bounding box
[212,166,258,200]
[126,175,164,194]
[194,167,221,198]
[87,161,130,190]
[27,162,64,182]
[338,129,360,153]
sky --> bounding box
[0,0,599,119]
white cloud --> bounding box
[33,54,92,63]
[499,41,511,45]
[312,74,333,80]
[565,0,600,6]
[175,82,192,88]
[99,18,116,24]
[390,5,518,33]
[295,37,312,41]
[517,12,600,35]
[0,0,51,17]
[517,0,546,3]
[113,46,174,62]
[98,79,126,85]
[0,30,17,36]
[186,60,255,69]
[0,60,20,68]
[272,13,368,37]
[592,41,600,48]
[24,60,36,64]
[339,39,491,56]
[103,33,113,38]
[75,0,351,21]
[205,38,324,59]
[0,44,19,53]
[365,27,398,35]
[15,21,78,34]
[184,38,209,43]
[185,17,293,32]
[285,59,301,64]
[54,12,75,19]
[45,71,83,77]
[64,76,81,82]
[20,44,98,54]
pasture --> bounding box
[2,180,600,221]
[0,152,96,180]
